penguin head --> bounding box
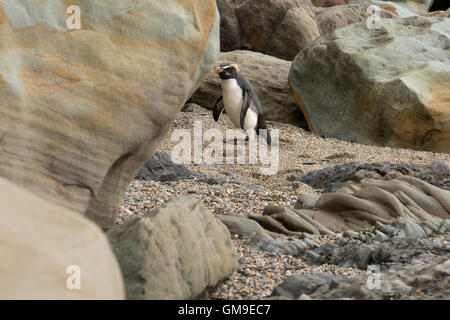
[214,62,240,79]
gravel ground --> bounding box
[115,103,449,300]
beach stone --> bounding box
[136,151,231,185]
[393,217,427,238]
[0,0,220,230]
[434,260,450,276]
[271,273,347,299]
[216,214,268,237]
[294,193,317,209]
[136,152,204,182]
[189,50,307,127]
[289,16,450,153]
[107,197,237,300]
[0,177,124,299]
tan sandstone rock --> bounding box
[0,0,220,229]
[0,177,124,299]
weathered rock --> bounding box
[349,1,448,18]
[303,236,450,269]
[294,192,318,209]
[324,0,348,7]
[285,173,450,235]
[288,161,450,192]
[246,233,314,256]
[218,0,320,60]
[315,4,398,36]
[289,16,450,153]
[135,151,231,185]
[0,177,124,299]
[271,273,350,298]
[279,252,450,300]
[136,152,204,182]
[189,50,307,127]
[349,0,432,16]
[107,197,237,300]
[216,214,269,237]
[0,0,219,229]
[393,217,427,238]
[217,214,317,255]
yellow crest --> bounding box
[230,63,240,73]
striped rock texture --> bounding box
[0,0,219,229]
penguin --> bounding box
[213,62,271,144]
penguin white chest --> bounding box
[221,79,244,129]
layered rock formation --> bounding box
[0,0,220,229]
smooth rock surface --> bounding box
[107,197,237,300]
[0,177,124,299]
[289,16,450,153]
[0,0,220,229]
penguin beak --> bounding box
[214,66,223,74]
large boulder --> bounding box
[0,0,219,229]
[218,0,320,60]
[0,177,124,299]
[289,16,450,153]
[189,50,307,127]
[107,197,238,300]
[315,4,399,35]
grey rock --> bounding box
[434,260,450,276]
[288,161,450,192]
[289,16,450,153]
[107,197,237,300]
[394,217,427,238]
[271,273,348,299]
[136,152,232,185]
[294,193,317,210]
[374,230,389,241]
[343,230,361,239]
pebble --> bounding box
[115,104,449,300]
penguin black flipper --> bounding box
[240,89,251,130]
[212,96,224,121]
